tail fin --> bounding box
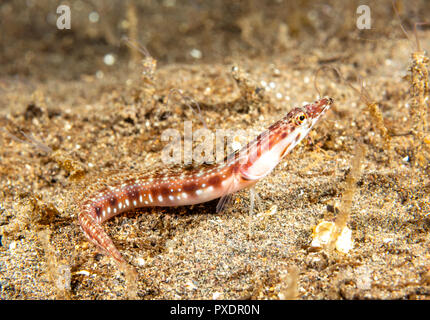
[78,205,125,264]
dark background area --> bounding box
[1,0,429,80]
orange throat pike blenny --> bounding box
[78,97,333,264]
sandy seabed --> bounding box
[0,0,430,299]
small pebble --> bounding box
[103,54,116,66]
[190,49,202,59]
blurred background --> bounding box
[1,0,429,80]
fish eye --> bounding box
[295,113,307,125]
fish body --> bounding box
[78,98,333,263]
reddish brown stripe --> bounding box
[109,196,117,206]
[280,142,291,158]
[208,175,222,187]
[126,187,139,200]
[183,182,197,192]
[159,185,170,196]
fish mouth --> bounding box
[305,97,333,122]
